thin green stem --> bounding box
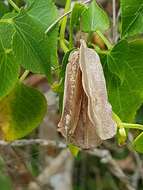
[112,112,123,128]
[45,10,72,34]
[45,0,92,34]
[0,18,13,24]
[8,0,20,12]
[20,70,30,82]
[59,0,71,53]
[90,43,108,55]
[60,40,69,53]
[123,123,143,131]
[112,112,143,131]
[96,30,113,50]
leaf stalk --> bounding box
[8,0,20,12]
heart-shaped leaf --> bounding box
[0,83,47,141]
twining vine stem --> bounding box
[8,0,20,12]
[59,0,71,53]
[20,70,30,82]
[45,0,92,34]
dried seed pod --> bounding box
[58,40,116,149]
[79,40,116,140]
[58,51,83,139]
[70,89,102,149]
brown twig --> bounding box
[0,139,135,190]
[0,139,66,148]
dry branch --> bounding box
[0,139,66,148]
[0,138,136,190]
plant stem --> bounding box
[113,112,143,131]
[45,0,92,34]
[96,30,113,50]
[123,123,143,131]
[90,43,108,55]
[0,18,13,24]
[45,10,72,34]
[20,70,30,82]
[8,0,20,12]
[112,112,123,128]
[60,39,69,53]
[59,0,71,53]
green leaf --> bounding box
[26,0,58,68]
[12,12,52,80]
[26,0,58,29]
[104,40,143,122]
[121,0,143,38]
[81,0,110,32]
[0,21,19,99]
[132,132,143,153]
[0,82,47,141]
[107,40,128,83]
[69,3,86,48]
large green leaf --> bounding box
[107,40,128,83]
[81,0,110,32]
[12,12,52,80]
[104,40,143,122]
[121,0,143,38]
[0,82,47,141]
[26,0,58,67]
[0,21,19,99]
